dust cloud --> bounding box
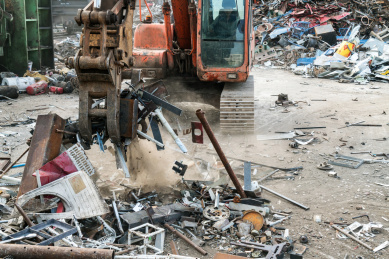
[127,138,182,192]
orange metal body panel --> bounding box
[132,49,167,78]
[132,50,167,68]
[134,23,169,49]
[171,0,192,49]
[196,0,251,82]
[133,23,175,77]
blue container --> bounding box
[297,57,316,66]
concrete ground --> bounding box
[0,68,388,258]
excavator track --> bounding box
[220,76,255,131]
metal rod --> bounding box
[56,129,78,135]
[268,216,291,227]
[258,169,279,182]
[206,151,303,172]
[0,148,29,177]
[259,185,309,210]
[339,120,365,129]
[35,170,44,205]
[196,109,246,198]
[231,241,270,250]
[294,127,326,129]
[170,240,179,255]
[331,224,373,250]
[112,192,124,234]
[115,145,130,178]
[14,203,34,227]
[164,223,207,256]
[0,244,114,259]
[154,108,187,153]
[137,130,165,148]
[351,124,382,127]
[0,176,21,184]
[115,247,137,255]
[14,204,46,242]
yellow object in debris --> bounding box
[59,67,70,75]
[23,71,49,82]
[381,70,389,75]
[336,41,355,57]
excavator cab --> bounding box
[132,0,253,82]
[197,0,253,82]
[201,0,244,67]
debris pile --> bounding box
[0,68,77,99]
[253,0,389,84]
[0,106,314,259]
[54,37,80,64]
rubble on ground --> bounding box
[54,36,80,64]
[0,103,388,258]
[0,110,305,259]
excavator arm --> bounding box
[67,0,189,155]
[67,0,136,144]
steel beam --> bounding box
[17,114,65,197]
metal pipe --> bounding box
[154,108,186,153]
[143,0,153,20]
[115,145,130,178]
[14,204,34,227]
[0,244,114,259]
[164,223,207,256]
[268,216,291,227]
[196,109,246,198]
[137,130,165,148]
[112,192,124,234]
[0,176,21,184]
[14,204,46,242]
[259,185,309,210]
[258,169,279,183]
[331,224,373,250]
[139,0,142,21]
[231,241,268,250]
[0,148,29,176]
[170,240,179,255]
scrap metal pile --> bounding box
[254,0,389,84]
[0,108,313,258]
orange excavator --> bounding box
[67,0,254,149]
